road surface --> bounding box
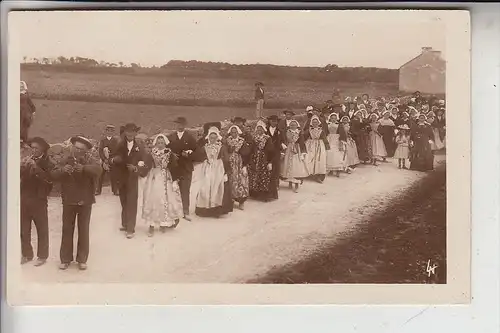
[20,156,445,283]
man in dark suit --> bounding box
[110,123,150,239]
[20,137,54,267]
[51,135,102,270]
[255,82,265,119]
[96,125,120,195]
[167,117,198,221]
[278,110,295,132]
[267,115,286,200]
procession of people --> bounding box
[20,86,446,271]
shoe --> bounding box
[34,258,47,267]
[78,263,87,271]
[59,263,70,270]
[403,166,408,170]
[20,257,33,265]
[126,232,134,239]
[171,219,180,229]
[238,202,245,210]
[160,226,168,233]
[148,226,154,237]
[119,227,127,232]
[183,215,192,222]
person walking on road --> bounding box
[255,82,265,119]
[51,135,102,270]
[167,117,198,221]
[20,137,54,267]
[96,125,120,195]
[110,123,150,239]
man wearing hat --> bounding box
[51,135,102,270]
[20,137,54,266]
[96,125,120,196]
[267,115,285,200]
[278,110,295,132]
[110,123,150,238]
[254,82,265,119]
[167,117,198,221]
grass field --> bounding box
[22,69,398,110]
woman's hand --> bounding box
[173,181,180,191]
[300,153,306,161]
[223,174,228,182]
[267,163,273,171]
[242,166,248,176]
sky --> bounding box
[11,10,446,69]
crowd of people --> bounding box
[19,88,445,271]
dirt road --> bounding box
[21,156,444,283]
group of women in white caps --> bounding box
[137,90,445,229]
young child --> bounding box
[394,124,410,169]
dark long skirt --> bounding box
[409,142,434,171]
[354,132,372,162]
[248,150,272,201]
[195,180,233,217]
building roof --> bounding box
[399,48,444,69]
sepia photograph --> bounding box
[6,9,470,305]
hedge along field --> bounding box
[21,69,399,109]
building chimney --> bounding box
[421,47,433,53]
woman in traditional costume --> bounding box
[340,116,359,172]
[394,125,411,169]
[281,120,309,193]
[435,108,446,149]
[195,124,233,217]
[368,113,387,166]
[326,113,347,177]
[142,134,183,236]
[248,120,275,201]
[428,111,445,151]
[409,114,435,172]
[378,110,396,160]
[225,124,251,210]
[350,110,372,163]
[303,115,330,183]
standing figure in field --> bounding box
[326,113,347,177]
[142,134,183,236]
[167,117,198,221]
[20,81,36,145]
[409,114,435,172]
[96,125,120,196]
[303,115,330,183]
[110,123,150,239]
[254,82,265,119]
[248,120,275,201]
[51,136,102,270]
[225,124,251,210]
[281,119,308,193]
[378,110,397,160]
[368,113,387,166]
[20,137,54,266]
[195,124,232,218]
[266,115,286,200]
[340,116,360,172]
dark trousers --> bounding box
[20,197,49,260]
[178,171,192,215]
[270,158,281,199]
[96,164,119,194]
[60,204,92,264]
[119,175,138,233]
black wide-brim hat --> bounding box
[283,110,295,115]
[267,115,279,122]
[255,81,264,86]
[28,137,50,152]
[203,121,222,135]
[232,116,247,124]
[123,123,141,132]
[70,135,93,149]
[174,117,187,125]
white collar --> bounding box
[106,136,112,140]
[177,131,184,139]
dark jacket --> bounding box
[51,155,102,206]
[111,138,149,183]
[267,126,285,162]
[167,131,198,174]
[98,136,120,162]
[21,154,54,201]
[255,87,265,100]
[250,135,275,165]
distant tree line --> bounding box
[21,57,398,83]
